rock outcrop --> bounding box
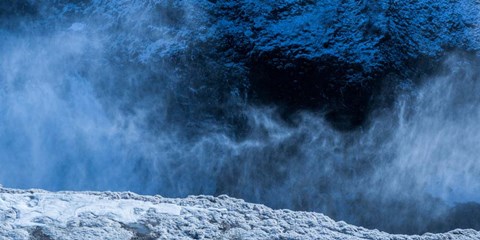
[1,187,480,240]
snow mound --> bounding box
[0,187,478,240]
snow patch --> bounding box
[0,191,181,228]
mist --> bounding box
[1,0,480,234]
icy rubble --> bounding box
[0,187,479,240]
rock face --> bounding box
[214,0,480,127]
[0,187,479,240]
[5,0,479,124]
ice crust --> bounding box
[0,187,479,239]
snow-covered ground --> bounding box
[0,187,479,240]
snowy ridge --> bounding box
[0,187,479,240]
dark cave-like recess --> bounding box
[247,52,374,130]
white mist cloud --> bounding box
[380,54,480,204]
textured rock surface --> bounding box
[7,0,479,81]
[1,187,479,240]
[216,0,480,67]
[3,0,479,122]
[213,0,480,125]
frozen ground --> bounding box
[0,187,479,240]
